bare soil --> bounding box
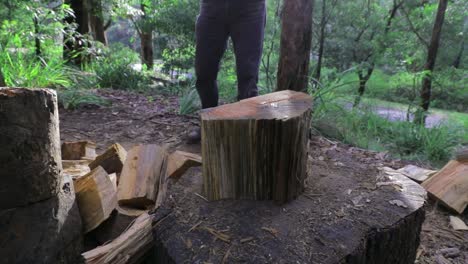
[59,89,467,263]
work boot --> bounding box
[187,127,201,144]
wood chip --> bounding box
[261,227,279,237]
[449,216,468,230]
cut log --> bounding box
[75,166,118,233]
[118,145,168,209]
[0,88,62,209]
[151,151,427,264]
[200,90,312,203]
[167,150,202,180]
[63,159,91,180]
[62,140,97,160]
[89,143,127,175]
[422,160,468,214]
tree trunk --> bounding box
[353,66,374,107]
[64,0,91,65]
[140,31,154,70]
[201,91,312,204]
[277,0,314,92]
[452,37,464,69]
[90,0,108,45]
[416,0,448,125]
[313,0,326,84]
[33,16,41,58]
[0,88,82,263]
[0,68,5,86]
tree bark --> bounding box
[277,0,314,92]
[416,0,448,124]
[90,0,108,45]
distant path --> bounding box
[344,101,449,128]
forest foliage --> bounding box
[0,0,466,166]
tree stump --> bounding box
[151,155,427,264]
[201,90,313,203]
[0,88,62,209]
[0,88,82,263]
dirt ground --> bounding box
[60,89,467,263]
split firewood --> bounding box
[74,166,118,233]
[422,160,468,214]
[89,210,137,245]
[61,141,97,160]
[166,150,202,180]
[89,143,127,175]
[81,171,172,264]
[118,145,168,209]
[449,216,468,231]
[82,212,153,264]
[62,160,91,180]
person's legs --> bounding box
[195,1,229,109]
[230,0,266,101]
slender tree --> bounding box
[90,0,108,45]
[416,0,448,124]
[277,0,315,92]
[63,0,91,65]
[0,69,6,87]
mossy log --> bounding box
[200,90,312,203]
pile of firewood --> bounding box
[61,141,201,263]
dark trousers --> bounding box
[195,0,266,109]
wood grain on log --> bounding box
[118,145,168,209]
[422,160,468,214]
[201,90,312,203]
[74,166,118,233]
[0,88,62,209]
[89,143,127,175]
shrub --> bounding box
[92,43,151,90]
